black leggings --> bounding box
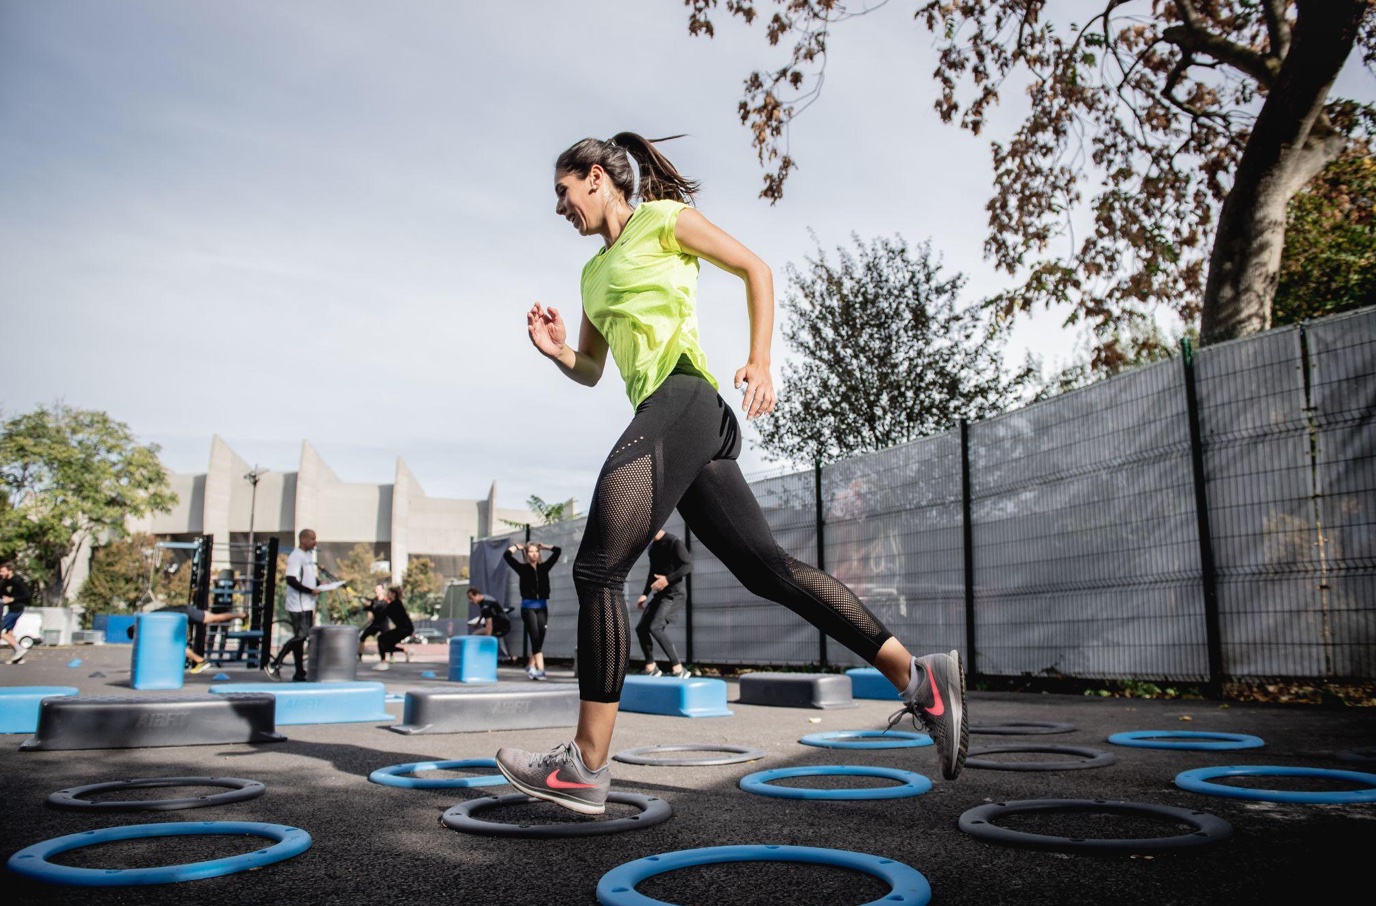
[522,608,548,655]
[574,374,893,703]
[378,627,409,657]
[274,610,314,674]
[637,589,684,666]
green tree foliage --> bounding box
[0,404,177,603]
[1275,122,1376,324]
[685,1,1376,364]
[402,556,443,616]
[331,542,387,621]
[500,494,575,531]
[75,532,192,622]
[757,233,1035,465]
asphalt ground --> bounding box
[1,642,1374,906]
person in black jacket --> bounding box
[372,586,413,671]
[1,561,34,664]
[466,586,514,662]
[503,542,561,680]
[357,583,391,663]
[635,529,693,678]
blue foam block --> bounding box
[846,667,902,700]
[99,614,138,644]
[0,686,80,734]
[619,674,733,718]
[210,681,394,725]
[448,635,497,683]
[130,613,186,690]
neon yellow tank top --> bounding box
[580,199,718,407]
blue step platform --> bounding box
[130,612,188,690]
[390,684,579,735]
[0,687,79,734]
[210,682,394,725]
[448,635,497,683]
[619,674,734,718]
[20,694,285,751]
[737,672,857,710]
[845,667,902,701]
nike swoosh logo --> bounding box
[546,769,597,790]
[926,673,946,717]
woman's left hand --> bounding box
[733,360,775,420]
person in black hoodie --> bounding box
[372,586,413,671]
[1,561,34,664]
[503,542,561,680]
[635,529,693,678]
[357,583,391,663]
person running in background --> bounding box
[358,583,391,663]
[635,528,693,678]
[372,586,413,671]
[145,602,248,674]
[503,542,561,680]
[264,528,322,682]
[1,561,33,664]
[467,586,514,662]
[494,132,966,816]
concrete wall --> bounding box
[112,435,546,593]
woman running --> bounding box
[494,133,967,814]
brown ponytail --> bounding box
[555,132,699,204]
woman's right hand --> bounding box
[527,303,567,359]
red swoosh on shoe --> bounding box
[926,674,946,717]
[546,769,597,790]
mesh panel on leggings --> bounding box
[776,551,888,658]
[575,452,654,700]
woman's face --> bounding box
[554,168,599,236]
[525,545,540,563]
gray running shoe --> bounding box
[495,740,610,815]
[262,662,281,681]
[888,650,967,780]
[9,648,27,664]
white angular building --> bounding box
[123,436,546,586]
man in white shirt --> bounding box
[264,528,321,681]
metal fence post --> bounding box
[1181,338,1225,697]
[960,419,977,682]
[815,459,828,667]
[683,528,694,665]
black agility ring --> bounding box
[440,792,673,838]
[47,777,267,812]
[614,744,766,767]
[959,798,1233,853]
[965,745,1117,772]
[970,721,1076,736]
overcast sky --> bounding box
[3,1,1372,514]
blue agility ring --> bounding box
[799,730,932,750]
[7,821,311,887]
[597,844,932,906]
[368,758,505,789]
[739,765,932,800]
[1174,765,1376,804]
[1109,730,1264,751]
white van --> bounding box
[7,612,44,649]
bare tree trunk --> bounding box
[1199,0,1366,345]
